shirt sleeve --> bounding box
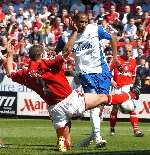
[98,25,112,40]
[45,55,64,69]
[55,31,70,53]
[9,69,28,83]
[55,36,66,54]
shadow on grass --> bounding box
[1,143,56,151]
[2,144,150,155]
[70,150,150,155]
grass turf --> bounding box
[0,118,150,155]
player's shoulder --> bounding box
[86,24,98,31]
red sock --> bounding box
[110,110,118,128]
[107,91,136,105]
[130,111,139,131]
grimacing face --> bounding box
[76,15,88,33]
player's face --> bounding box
[77,15,88,33]
[124,47,132,59]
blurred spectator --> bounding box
[0,7,5,22]
[39,5,51,22]
[0,24,7,37]
[116,0,127,13]
[142,12,150,28]
[118,5,134,31]
[0,0,148,85]
[22,15,32,29]
[134,6,143,27]
[92,0,103,18]
[20,38,32,56]
[126,0,136,5]
[28,8,35,23]
[132,38,144,59]
[121,18,137,41]
[23,0,31,9]
[106,4,119,25]
[103,0,116,14]
[143,39,150,59]
[5,5,16,21]
[70,0,86,13]
[61,8,69,22]
[49,3,59,18]
[136,24,147,41]
[34,0,43,14]
[51,16,63,43]
[32,14,43,30]
[16,7,24,28]
[95,7,107,25]
[30,26,41,43]
[136,57,150,93]
[141,0,150,12]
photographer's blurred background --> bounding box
[0,0,149,92]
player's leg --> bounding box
[56,122,72,152]
[84,85,141,110]
[48,102,73,152]
[0,139,5,148]
[129,111,144,137]
[78,74,105,148]
[90,107,106,148]
[110,105,118,135]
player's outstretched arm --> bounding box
[63,31,77,59]
[5,42,14,75]
[63,21,78,59]
[110,35,124,73]
[110,35,117,63]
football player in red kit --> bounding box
[5,43,141,152]
[109,44,144,137]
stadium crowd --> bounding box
[0,0,150,93]
[0,0,150,151]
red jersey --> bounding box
[110,56,136,87]
[9,55,72,106]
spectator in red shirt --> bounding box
[32,15,43,30]
[103,0,116,14]
[106,4,119,25]
[143,39,150,59]
[0,7,5,22]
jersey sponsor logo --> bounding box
[20,99,48,111]
[73,42,93,52]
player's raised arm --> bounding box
[5,42,15,75]
[63,16,79,59]
[110,35,117,62]
[110,35,124,73]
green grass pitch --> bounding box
[0,118,150,155]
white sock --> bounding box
[90,107,102,144]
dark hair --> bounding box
[29,45,43,60]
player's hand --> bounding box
[115,62,124,74]
[112,80,119,88]
[6,41,15,57]
[70,18,78,32]
[113,59,124,74]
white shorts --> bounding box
[112,84,133,94]
[48,90,86,129]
